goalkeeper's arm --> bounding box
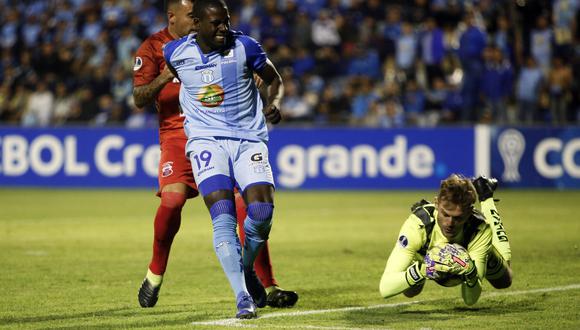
[380,215,428,298]
[380,260,426,298]
[379,238,425,299]
[462,225,492,305]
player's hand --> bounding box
[263,104,282,124]
[472,176,498,201]
[160,65,175,83]
[253,74,264,89]
[425,243,475,276]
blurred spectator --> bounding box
[402,79,425,126]
[1,9,19,49]
[281,79,313,122]
[423,76,447,127]
[516,57,544,124]
[21,80,54,127]
[81,11,103,42]
[349,78,377,125]
[117,26,141,68]
[458,10,487,122]
[395,21,418,79]
[442,82,463,123]
[315,83,351,124]
[492,15,515,62]
[420,16,445,87]
[480,46,513,124]
[126,106,155,128]
[347,43,381,80]
[292,47,316,77]
[548,56,573,125]
[530,15,553,75]
[552,0,578,59]
[379,5,402,58]
[291,11,312,49]
[365,97,405,128]
[52,82,76,125]
[311,9,341,48]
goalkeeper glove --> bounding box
[405,261,426,286]
[431,245,478,287]
[425,243,478,286]
[472,176,498,202]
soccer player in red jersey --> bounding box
[133,0,297,309]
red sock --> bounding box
[148,192,186,275]
[235,193,277,288]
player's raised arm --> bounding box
[256,59,283,124]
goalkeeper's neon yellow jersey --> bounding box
[379,200,492,302]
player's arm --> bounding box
[461,224,492,305]
[379,216,425,298]
[132,40,176,109]
[133,66,175,108]
[255,59,283,124]
[481,198,511,263]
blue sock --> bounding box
[210,199,246,297]
[243,202,274,270]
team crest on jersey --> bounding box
[201,70,214,83]
[198,84,225,107]
[133,57,143,71]
[161,161,174,177]
[398,235,408,248]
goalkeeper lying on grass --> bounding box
[379,174,512,305]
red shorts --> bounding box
[157,133,199,199]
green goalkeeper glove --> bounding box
[405,261,426,286]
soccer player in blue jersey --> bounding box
[163,0,283,319]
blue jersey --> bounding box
[163,32,269,142]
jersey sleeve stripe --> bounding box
[163,36,188,66]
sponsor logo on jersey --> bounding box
[195,63,217,70]
[198,84,225,107]
[161,161,174,177]
[251,153,263,162]
[398,235,408,248]
[133,57,143,71]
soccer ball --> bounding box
[424,243,465,287]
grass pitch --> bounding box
[1,189,579,329]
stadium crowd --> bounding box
[0,0,578,127]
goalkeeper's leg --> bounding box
[485,247,512,289]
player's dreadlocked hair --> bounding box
[164,0,194,12]
[437,174,477,213]
[193,0,227,18]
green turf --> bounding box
[1,189,579,329]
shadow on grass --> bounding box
[341,296,540,327]
[0,303,219,327]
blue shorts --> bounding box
[187,137,275,196]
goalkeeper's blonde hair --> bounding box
[437,174,477,213]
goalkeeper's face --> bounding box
[436,200,469,240]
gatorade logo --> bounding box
[198,84,225,107]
